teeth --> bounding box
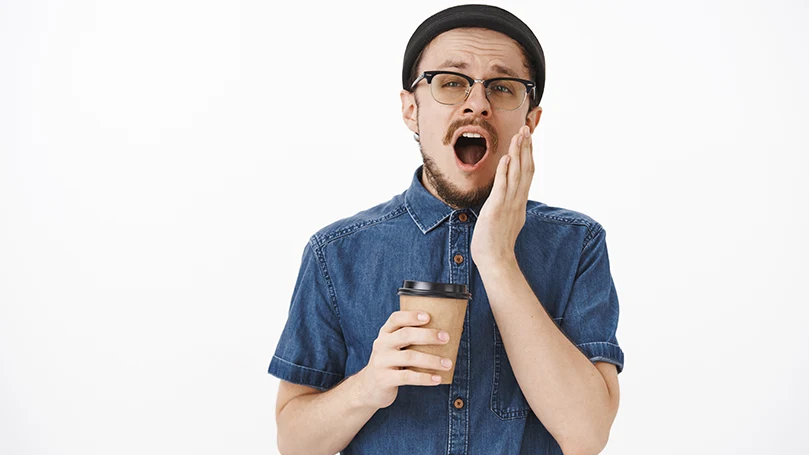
[461,132,482,139]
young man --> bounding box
[269,5,624,454]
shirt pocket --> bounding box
[490,317,564,420]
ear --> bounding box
[525,105,542,133]
[400,89,419,135]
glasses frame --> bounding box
[410,70,536,111]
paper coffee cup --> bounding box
[397,280,471,384]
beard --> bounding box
[419,143,494,210]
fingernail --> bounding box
[432,375,442,383]
[441,358,452,368]
[438,331,449,341]
[418,313,429,322]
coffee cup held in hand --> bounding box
[397,281,471,384]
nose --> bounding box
[461,81,491,118]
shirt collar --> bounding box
[405,165,483,234]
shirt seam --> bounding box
[582,222,604,253]
[406,199,451,233]
[576,341,621,348]
[318,204,410,245]
[309,235,344,327]
[271,355,344,378]
[525,206,594,227]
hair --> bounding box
[405,34,540,112]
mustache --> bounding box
[442,119,499,151]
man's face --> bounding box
[401,27,542,209]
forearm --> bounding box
[277,370,378,455]
[479,260,612,454]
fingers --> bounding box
[382,349,453,372]
[508,125,534,201]
[387,326,449,350]
[370,311,451,387]
[395,369,443,386]
[379,311,449,349]
[490,152,510,205]
[507,129,523,201]
[520,126,534,199]
[379,310,430,335]
[525,128,534,174]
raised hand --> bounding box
[471,125,534,270]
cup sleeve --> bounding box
[559,224,625,374]
[268,238,347,390]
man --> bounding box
[269,4,624,454]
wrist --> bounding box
[348,368,380,411]
[474,255,519,277]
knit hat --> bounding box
[402,4,546,105]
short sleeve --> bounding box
[268,237,347,390]
[560,224,625,374]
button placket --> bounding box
[447,213,471,454]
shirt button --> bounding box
[453,254,464,264]
[458,213,468,222]
[454,398,464,409]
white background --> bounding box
[2,0,807,453]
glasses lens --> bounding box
[486,79,527,110]
[430,73,470,105]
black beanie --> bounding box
[402,4,546,105]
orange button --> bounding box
[458,213,468,222]
[453,254,464,264]
[454,398,464,409]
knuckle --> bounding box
[403,349,416,364]
[422,353,438,369]
[399,326,414,340]
[383,372,397,388]
[404,369,419,384]
[383,312,397,328]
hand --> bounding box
[357,311,453,409]
[471,125,534,270]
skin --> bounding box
[275,27,620,455]
[400,27,542,210]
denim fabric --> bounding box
[269,165,624,454]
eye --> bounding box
[490,83,513,94]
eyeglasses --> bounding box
[410,70,536,111]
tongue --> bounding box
[456,144,486,165]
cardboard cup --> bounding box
[398,281,471,384]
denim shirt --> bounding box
[269,165,624,454]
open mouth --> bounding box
[454,132,488,166]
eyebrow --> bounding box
[437,59,521,78]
